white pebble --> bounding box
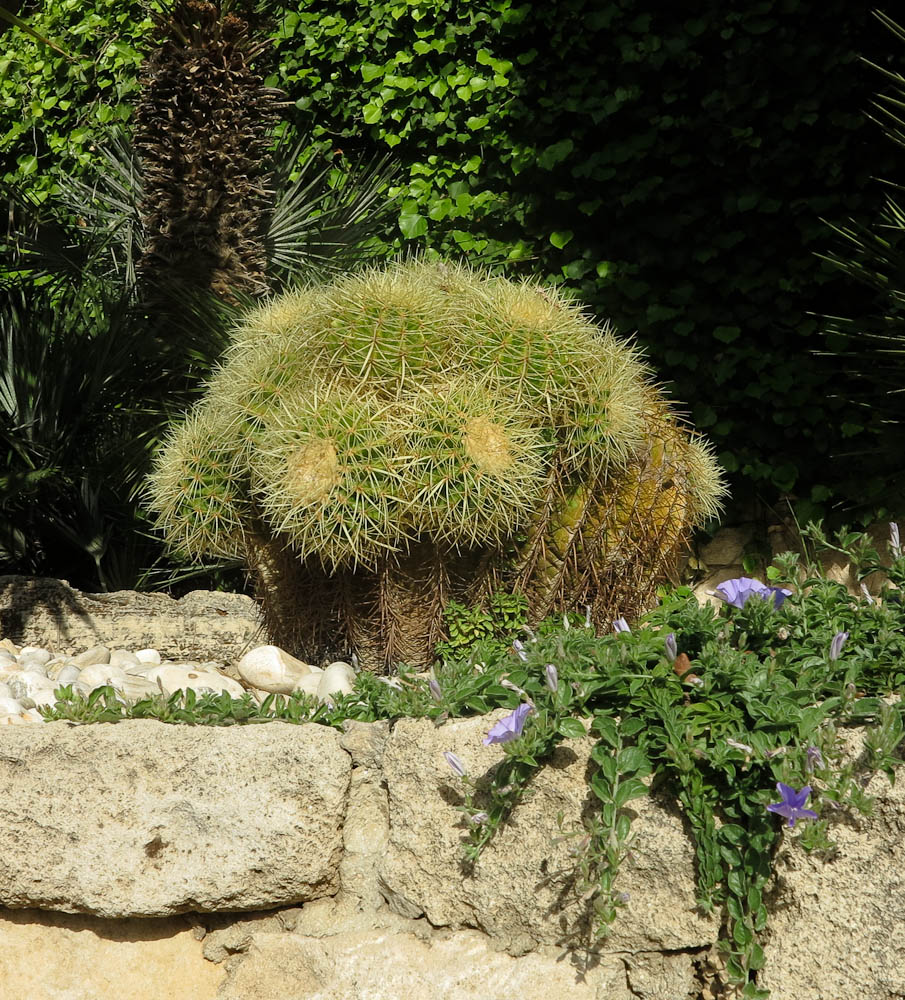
[147,665,245,699]
[236,645,316,694]
[119,675,160,702]
[316,661,356,703]
[18,646,52,666]
[6,670,57,702]
[54,665,82,686]
[76,663,128,693]
[17,657,48,676]
[71,645,110,667]
[109,649,141,669]
[122,663,156,677]
[27,687,59,709]
[0,696,25,716]
[45,660,76,681]
[134,648,161,665]
[293,673,324,699]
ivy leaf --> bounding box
[537,138,574,169]
[549,230,574,249]
[360,62,384,82]
[362,102,382,124]
[399,210,428,238]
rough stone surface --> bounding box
[0,720,349,917]
[0,575,265,663]
[339,719,389,769]
[0,908,223,1000]
[759,728,905,1000]
[377,714,719,955]
[216,928,632,1000]
[698,525,752,568]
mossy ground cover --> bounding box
[44,522,905,997]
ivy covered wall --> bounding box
[1,0,897,516]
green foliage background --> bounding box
[1,0,898,516]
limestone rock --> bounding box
[339,720,389,770]
[216,928,633,1000]
[377,715,719,955]
[0,720,350,917]
[759,729,905,1000]
[698,526,752,568]
[0,576,265,663]
[0,908,223,1000]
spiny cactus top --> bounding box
[147,259,725,570]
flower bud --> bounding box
[829,631,849,662]
[429,677,443,702]
[545,663,559,693]
[444,751,466,778]
[664,632,678,662]
[612,617,631,634]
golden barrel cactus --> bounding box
[146,260,726,668]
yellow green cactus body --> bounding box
[146,259,727,667]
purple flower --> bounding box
[715,577,792,610]
[483,702,533,745]
[766,782,819,828]
[664,633,678,662]
[612,617,631,633]
[444,751,466,778]
[829,631,849,662]
[511,639,528,661]
[429,677,443,702]
[469,811,489,826]
[806,746,825,773]
[545,663,559,693]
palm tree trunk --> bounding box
[133,0,282,307]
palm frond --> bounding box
[265,137,400,288]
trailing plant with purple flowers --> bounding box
[44,523,905,997]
